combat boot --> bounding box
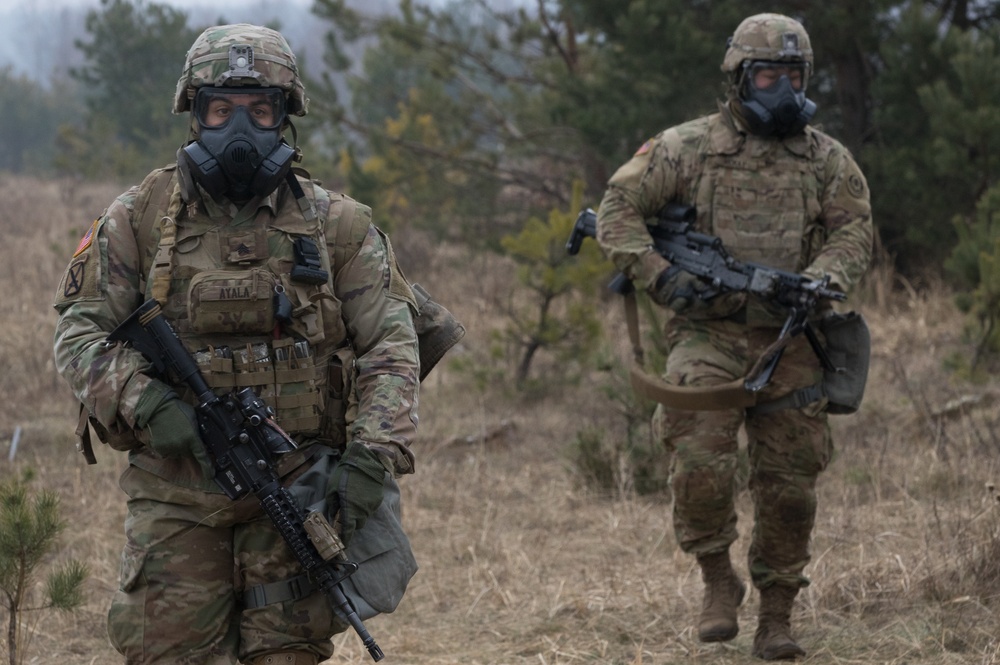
[696,550,747,642]
[752,585,806,660]
[246,652,319,665]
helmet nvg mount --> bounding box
[174,23,307,116]
[722,13,816,138]
[175,24,307,200]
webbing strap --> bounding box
[286,171,316,222]
[746,383,824,416]
[75,404,97,465]
[331,193,362,272]
[629,363,757,411]
[622,292,754,410]
[243,573,315,609]
[623,291,644,365]
[620,287,819,412]
[150,182,184,305]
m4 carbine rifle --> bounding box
[566,205,844,392]
[108,299,385,662]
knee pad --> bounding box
[673,464,735,514]
[756,478,816,528]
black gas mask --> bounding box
[738,60,816,139]
[183,86,295,201]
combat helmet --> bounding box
[721,13,816,138]
[173,23,308,117]
[175,24,308,201]
[721,13,814,75]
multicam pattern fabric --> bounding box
[596,101,872,589]
[108,466,345,663]
[653,318,831,589]
[53,164,419,661]
[597,104,873,325]
[54,167,420,490]
[55,23,419,664]
[173,23,308,116]
[721,13,814,73]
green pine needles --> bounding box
[0,473,88,665]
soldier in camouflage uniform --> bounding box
[596,13,872,661]
[53,24,419,665]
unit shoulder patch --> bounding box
[847,173,867,199]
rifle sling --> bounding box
[629,364,756,410]
[621,289,819,413]
[623,291,644,365]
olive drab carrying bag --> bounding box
[739,310,870,416]
[814,311,870,414]
[272,447,418,620]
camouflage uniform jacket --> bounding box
[597,104,873,326]
[53,166,419,492]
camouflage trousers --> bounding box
[109,464,344,664]
[654,316,832,589]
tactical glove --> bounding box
[328,440,388,546]
[134,379,213,479]
[650,266,710,313]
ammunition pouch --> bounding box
[188,338,329,435]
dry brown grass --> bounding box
[2,174,1000,664]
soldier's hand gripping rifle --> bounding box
[566,206,845,392]
[108,299,385,662]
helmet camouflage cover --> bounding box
[721,13,814,74]
[173,23,308,116]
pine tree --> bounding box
[0,474,88,665]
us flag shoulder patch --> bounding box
[634,139,653,156]
[73,219,99,257]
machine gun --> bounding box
[566,206,844,393]
[108,299,385,662]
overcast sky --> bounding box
[0,0,502,83]
[0,0,333,83]
[0,0,311,8]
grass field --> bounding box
[2,174,999,664]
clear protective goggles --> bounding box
[744,60,810,92]
[193,87,287,131]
